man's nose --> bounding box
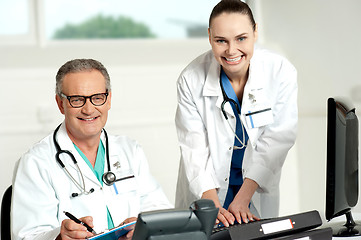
[81,98,95,114]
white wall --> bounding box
[0,39,210,207]
[1,0,361,225]
[258,0,361,220]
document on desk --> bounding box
[87,221,136,240]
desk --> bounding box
[325,213,361,239]
[333,236,360,239]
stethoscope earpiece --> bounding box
[71,188,95,198]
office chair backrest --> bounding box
[1,185,12,240]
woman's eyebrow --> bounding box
[235,33,248,38]
[212,32,248,39]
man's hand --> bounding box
[57,216,95,240]
[118,217,137,240]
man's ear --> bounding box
[55,95,65,115]
[107,91,112,110]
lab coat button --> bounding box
[229,147,232,150]
[224,178,228,181]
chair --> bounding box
[1,185,12,240]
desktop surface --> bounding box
[327,213,361,239]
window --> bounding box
[44,0,220,40]
[0,0,237,44]
[0,0,29,35]
[0,0,38,45]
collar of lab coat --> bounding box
[202,58,235,118]
[200,51,265,147]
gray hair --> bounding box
[55,59,111,96]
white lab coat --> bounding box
[175,48,297,218]
[12,123,172,240]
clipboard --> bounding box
[88,221,136,240]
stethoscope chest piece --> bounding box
[102,171,116,186]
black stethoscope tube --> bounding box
[220,79,241,120]
[53,124,129,197]
[53,124,111,171]
[219,78,247,149]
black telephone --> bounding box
[132,199,218,240]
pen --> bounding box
[63,211,97,234]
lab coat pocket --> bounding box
[111,177,140,222]
[244,88,274,129]
[245,107,274,129]
[113,177,137,194]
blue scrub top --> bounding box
[220,69,249,210]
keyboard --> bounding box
[211,210,323,240]
[211,219,269,240]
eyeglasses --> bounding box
[61,92,109,108]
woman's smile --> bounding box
[224,55,244,65]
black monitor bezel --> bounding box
[325,97,358,221]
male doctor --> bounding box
[11,59,172,240]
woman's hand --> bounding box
[57,216,95,240]
[202,189,235,227]
[228,197,259,224]
[216,206,235,227]
[228,178,260,224]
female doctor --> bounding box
[175,0,297,227]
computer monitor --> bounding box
[325,97,360,237]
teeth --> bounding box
[225,56,242,62]
[81,117,96,121]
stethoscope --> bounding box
[53,124,134,197]
[220,75,247,150]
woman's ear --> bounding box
[208,28,211,44]
[254,23,259,41]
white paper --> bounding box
[261,219,294,234]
